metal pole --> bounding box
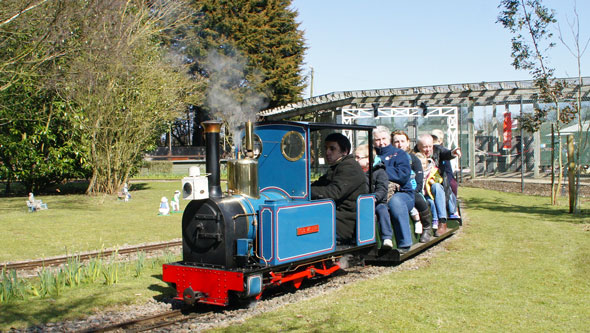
[520,96,526,193]
[551,123,555,204]
[310,67,314,98]
[468,101,475,179]
[458,104,463,184]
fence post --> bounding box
[491,103,498,175]
[468,100,475,179]
[520,97,524,193]
[533,100,541,178]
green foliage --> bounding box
[52,269,66,296]
[60,0,192,194]
[36,268,54,298]
[140,161,174,175]
[82,257,104,284]
[64,256,83,287]
[134,251,146,277]
[0,253,181,330]
[0,268,28,302]
[101,251,120,286]
[497,0,575,132]
[0,0,91,192]
[1,0,191,195]
[172,0,306,112]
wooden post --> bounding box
[567,135,575,213]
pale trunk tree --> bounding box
[557,6,590,213]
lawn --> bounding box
[1,186,589,331]
[0,181,185,262]
[215,187,590,332]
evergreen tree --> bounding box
[177,0,306,112]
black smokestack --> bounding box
[202,120,223,198]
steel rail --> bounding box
[78,309,201,333]
[1,240,182,271]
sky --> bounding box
[290,0,590,97]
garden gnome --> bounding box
[28,192,39,211]
[123,183,131,202]
[159,196,170,215]
[170,190,180,212]
[28,192,47,211]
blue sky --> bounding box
[290,0,590,97]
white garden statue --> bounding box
[27,192,48,212]
[170,190,180,212]
[123,183,131,202]
[159,196,170,216]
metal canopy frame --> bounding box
[341,106,460,151]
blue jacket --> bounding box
[375,145,413,193]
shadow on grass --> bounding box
[1,181,151,198]
[1,181,90,197]
[148,274,176,302]
[129,183,150,191]
[0,296,105,330]
[464,197,589,224]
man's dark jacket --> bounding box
[366,161,388,206]
[311,154,368,241]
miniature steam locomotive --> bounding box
[162,120,460,306]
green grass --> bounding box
[213,188,590,332]
[1,185,590,331]
[0,181,185,262]
[0,254,179,330]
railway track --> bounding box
[80,309,203,333]
[1,240,182,271]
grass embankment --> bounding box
[218,188,590,332]
[0,181,185,262]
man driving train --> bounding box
[311,133,368,244]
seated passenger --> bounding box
[415,134,459,235]
[431,129,460,218]
[373,126,414,253]
[415,152,445,235]
[311,133,368,244]
[354,145,394,249]
[392,130,432,243]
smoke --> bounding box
[205,50,269,145]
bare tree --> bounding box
[498,0,576,205]
[557,5,590,213]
